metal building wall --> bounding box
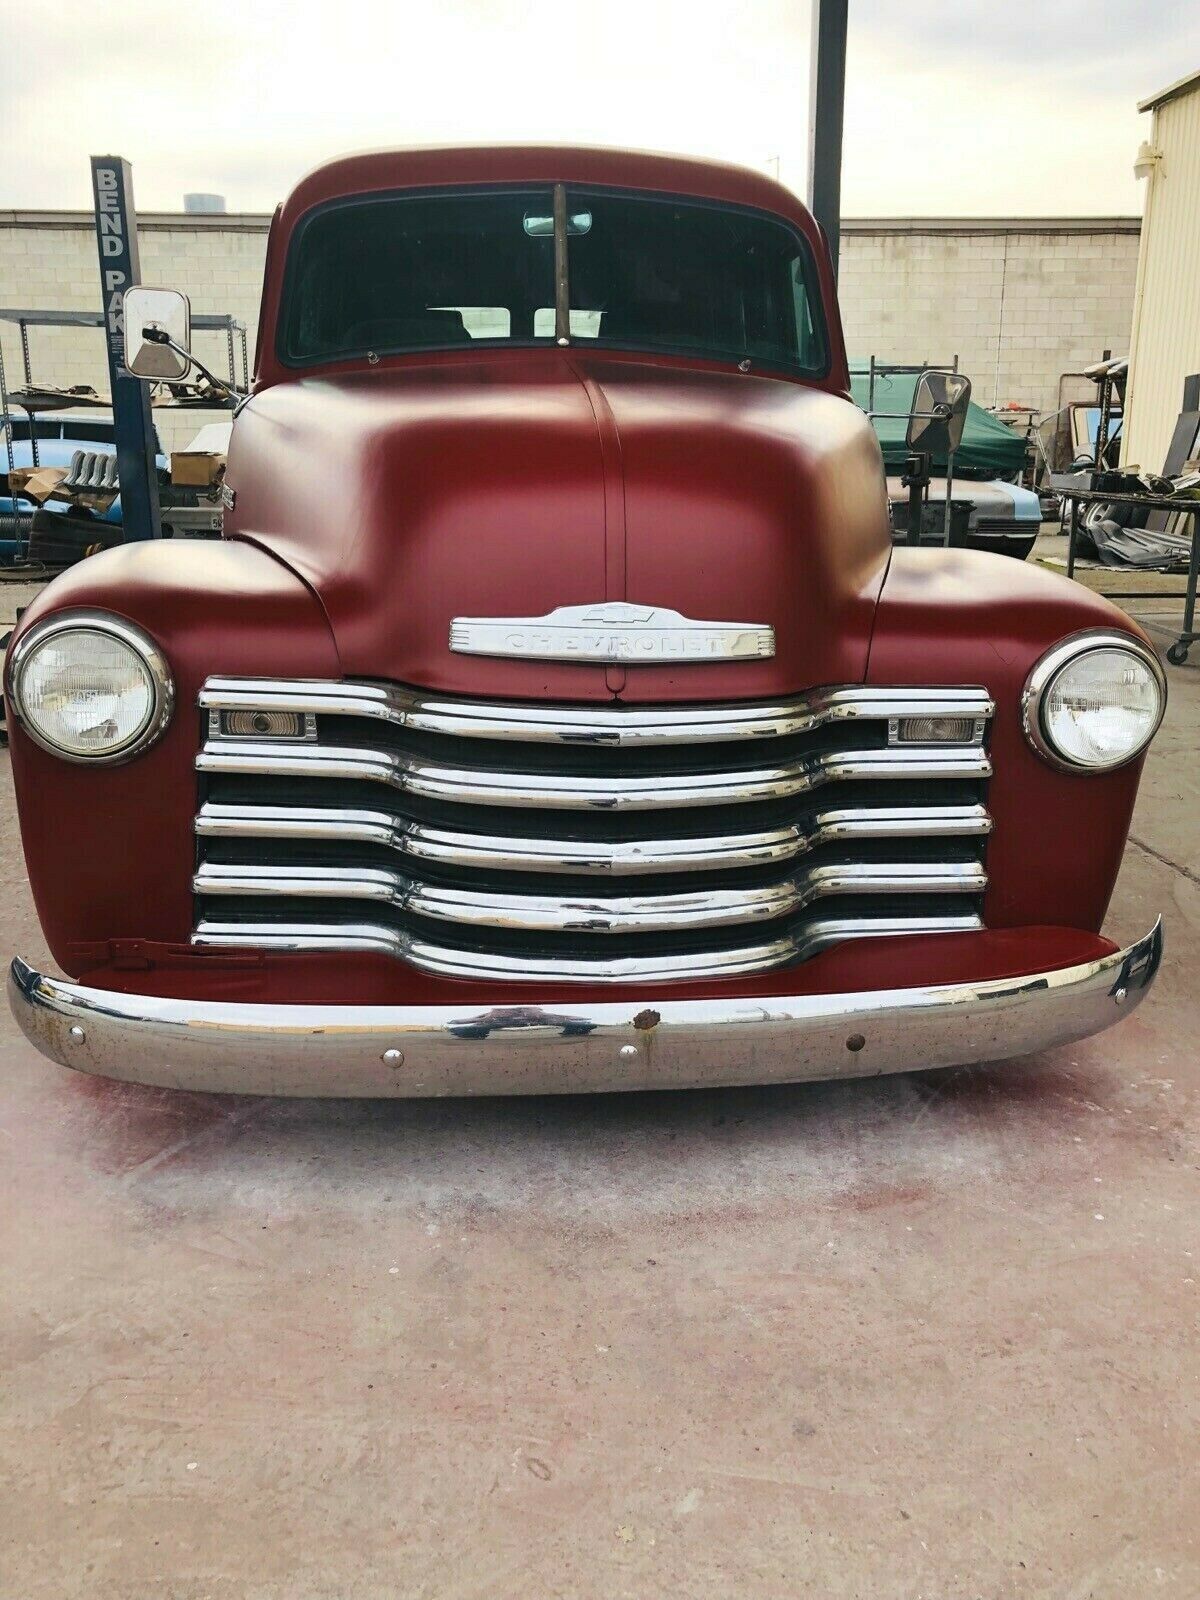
[1123,81,1200,472]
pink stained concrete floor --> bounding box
[1,560,1198,1598]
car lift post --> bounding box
[89,155,161,540]
[807,0,848,280]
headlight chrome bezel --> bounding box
[1022,628,1166,774]
[5,610,175,765]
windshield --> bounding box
[279,186,828,375]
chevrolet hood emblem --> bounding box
[450,603,775,663]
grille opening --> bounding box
[312,713,888,774]
[194,680,993,982]
[198,890,985,961]
[199,773,988,839]
[198,832,986,896]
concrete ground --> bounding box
[1,535,1198,1598]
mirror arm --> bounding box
[139,326,244,402]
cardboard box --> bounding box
[5,465,68,504]
[71,488,121,514]
[171,451,225,488]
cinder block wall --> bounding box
[1,211,1140,452]
[0,214,268,453]
[838,219,1141,416]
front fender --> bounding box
[5,540,339,974]
[866,547,1155,933]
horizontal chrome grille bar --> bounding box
[200,677,994,747]
[192,912,986,983]
[197,739,992,810]
[194,678,993,984]
[194,859,987,934]
[195,801,993,876]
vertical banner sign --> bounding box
[90,155,162,540]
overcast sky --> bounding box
[0,0,1194,216]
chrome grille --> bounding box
[192,678,993,983]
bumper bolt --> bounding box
[382,1048,404,1066]
[69,1025,86,1044]
[620,1044,639,1059]
[846,1033,866,1053]
[1114,987,1127,1005]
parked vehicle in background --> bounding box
[885,474,1044,560]
[5,146,1165,1096]
[852,364,1042,559]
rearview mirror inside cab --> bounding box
[522,210,592,236]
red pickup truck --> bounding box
[5,146,1165,1095]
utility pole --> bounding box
[807,0,848,280]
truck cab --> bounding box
[4,147,1165,1095]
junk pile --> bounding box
[1052,364,1200,571]
[1081,370,1200,569]
[1,422,228,567]
[1076,469,1200,568]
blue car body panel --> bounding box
[1,421,168,558]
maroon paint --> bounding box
[253,145,850,397]
[3,147,1159,1009]
[6,541,338,970]
[866,548,1153,933]
[226,351,890,701]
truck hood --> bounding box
[227,350,891,702]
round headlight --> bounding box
[1023,630,1165,773]
[7,613,173,763]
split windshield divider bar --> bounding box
[553,183,570,346]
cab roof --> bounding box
[254,144,842,392]
[278,144,819,239]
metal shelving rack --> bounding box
[0,307,247,561]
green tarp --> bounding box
[850,365,1026,478]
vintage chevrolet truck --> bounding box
[4,146,1166,1095]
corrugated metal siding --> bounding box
[1123,86,1200,471]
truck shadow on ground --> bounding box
[60,1049,1131,1204]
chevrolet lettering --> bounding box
[449,603,776,662]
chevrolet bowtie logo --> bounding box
[578,604,657,625]
[449,603,775,663]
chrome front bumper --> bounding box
[8,920,1162,1097]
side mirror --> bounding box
[123,286,192,381]
[906,369,972,456]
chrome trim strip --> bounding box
[193,859,987,934]
[196,739,993,810]
[191,911,985,981]
[8,920,1163,1096]
[199,677,994,747]
[1021,629,1167,774]
[195,801,994,875]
